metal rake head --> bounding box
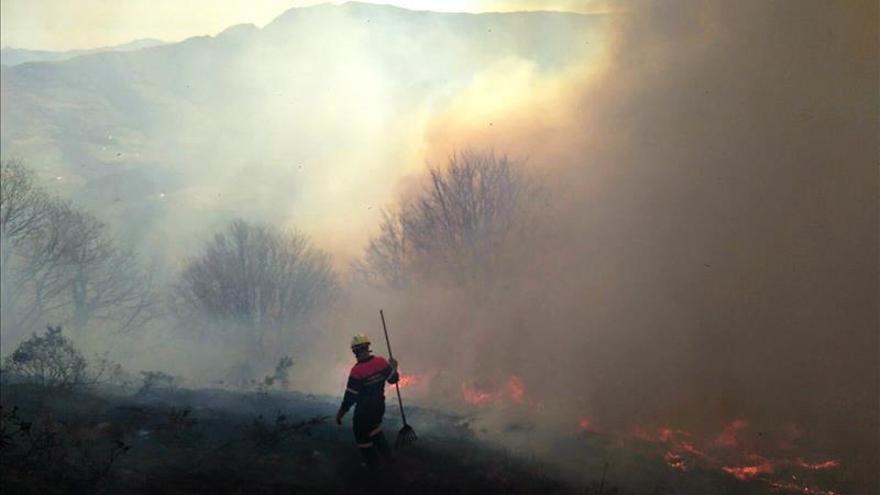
[395,424,418,448]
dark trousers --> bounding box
[353,399,391,465]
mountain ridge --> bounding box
[1,38,167,66]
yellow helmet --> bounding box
[350,334,371,349]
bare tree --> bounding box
[67,228,158,334]
[356,151,537,288]
[0,160,52,242]
[1,161,69,334]
[354,209,407,288]
[175,219,337,354]
[1,160,157,339]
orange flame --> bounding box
[677,441,708,460]
[714,419,749,447]
[577,417,593,432]
[625,419,842,493]
[460,375,531,407]
[506,375,525,403]
[721,461,775,480]
[396,373,423,388]
[795,459,840,470]
[461,383,499,406]
[664,451,688,471]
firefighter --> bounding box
[336,334,399,467]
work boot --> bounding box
[373,431,394,463]
[359,445,380,469]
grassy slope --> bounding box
[0,384,580,495]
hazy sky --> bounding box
[0,0,605,50]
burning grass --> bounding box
[612,420,845,495]
[0,373,855,495]
[426,374,851,495]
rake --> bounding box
[380,309,418,448]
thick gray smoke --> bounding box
[539,0,878,444]
[316,1,878,491]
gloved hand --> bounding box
[335,409,345,426]
[389,357,398,370]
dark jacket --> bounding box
[339,355,399,415]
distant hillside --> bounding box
[1,38,166,66]
[0,2,603,255]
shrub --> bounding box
[0,404,130,491]
[3,326,88,389]
[136,371,178,397]
[259,356,294,391]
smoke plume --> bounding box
[327,1,878,490]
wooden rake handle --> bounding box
[380,309,408,426]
